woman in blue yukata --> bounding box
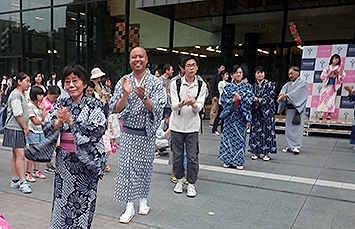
[42,64,106,229]
[249,66,277,161]
[218,65,254,170]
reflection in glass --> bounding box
[0,13,21,55]
[54,7,66,31]
[23,0,50,10]
[23,9,51,75]
[0,13,20,24]
[23,9,50,33]
[54,4,87,69]
[0,12,21,76]
[54,0,78,6]
[0,0,20,14]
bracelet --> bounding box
[141,95,148,102]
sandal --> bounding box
[183,177,188,184]
[155,152,161,157]
[138,206,150,215]
[171,176,177,183]
[105,165,111,172]
[119,214,134,224]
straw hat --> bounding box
[90,67,105,80]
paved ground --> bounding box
[1,120,355,229]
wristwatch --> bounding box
[142,95,148,102]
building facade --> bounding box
[0,0,354,87]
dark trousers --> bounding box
[212,104,224,133]
[171,131,199,184]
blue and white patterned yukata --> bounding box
[249,79,277,155]
[43,95,106,229]
[218,81,254,166]
[110,69,165,203]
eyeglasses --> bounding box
[185,64,197,69]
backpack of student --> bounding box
[0,105,8,134]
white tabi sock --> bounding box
[123,202,134,216]
[119,202,135,222]
[139,197,148,210]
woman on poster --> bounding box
[317,54,345,120]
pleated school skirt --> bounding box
[3,128,26,148]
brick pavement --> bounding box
[0,191,159,229]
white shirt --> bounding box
[28,102,43,133]
[218,80,228,105]
[169,76,208,133]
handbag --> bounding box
[25,130,60,162]
[292,111,301,125]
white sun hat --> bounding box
[90,67,105,80]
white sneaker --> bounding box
[262,155,271,161]
[292,148,300,154]
[250,154,258,160]
[186,184,197,197]
[33,171,46,179]
[213,131,220,136]
[174,182,183,194]
[26,173,36,182]
[236,165,244,170]
[282,148,290,153]
[10,180,20,189]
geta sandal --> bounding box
[119,214,134,224]
[138,206,150,215]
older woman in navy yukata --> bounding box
[42,64,106,229]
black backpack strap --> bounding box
[176,78,182,102]
[196,79,202,100]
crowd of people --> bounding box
[1,48,354,228]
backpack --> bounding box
[0,105,7,134]
[176,78,203,102]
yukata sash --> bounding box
[320,65,345,91]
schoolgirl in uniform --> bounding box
[3,72,32,194]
